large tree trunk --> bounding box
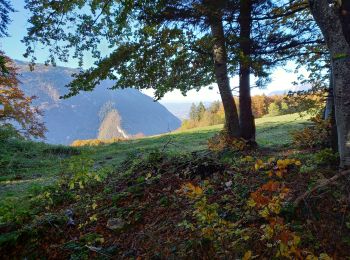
[238,0,256,141]
[339,1,350,45]
[309,0,350,168]
[207,9,241,138]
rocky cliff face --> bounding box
[16,61,181,145]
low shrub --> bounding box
[291,115,331,149]
[314,148,339,166]
[208,131,246,152]
[71,137,126,147]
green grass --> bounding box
[255,113,310,147]
[57,113,310,177]
[0,113,309,224]
[0,139,80,223]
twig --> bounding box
[161,136,174,152]
[294,169,350,207]
[85,245,112,258]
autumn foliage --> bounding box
[71,137,126,147]
[208,131,247,152]
[181,94,321,130]
[292,115,332,148]
[0,53,45,138]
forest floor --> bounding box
[1,113,349,259]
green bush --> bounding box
[0,124,22,141]
[314,148,339,166]
[267,102,281,116]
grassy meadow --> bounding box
[89,113,309,168]
[0,114,309,223]
[0,113,308,206]
[3,113,346,259]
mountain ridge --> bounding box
[15,61,181,144]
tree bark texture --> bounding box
[207,7,241,138]
[309,0,350,168]
[238,0,256,141]
[339,0,350,45]
[324,70,338,152]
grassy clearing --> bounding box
[0,113,307,204]
[89,113,309,168]
[0,113,307,228]
[1,113,348,258]
[0,139,80,225]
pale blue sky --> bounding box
[1,1,44,63]
[1,1,307,103]
[1,1,97,68]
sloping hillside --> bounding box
[1,114,347,258]
[16,61,181,144]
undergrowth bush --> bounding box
[0,197,32,224]
[208,131,246,152]
[292,115,331,148]
[60,153,111,190]
[0,124,22,141]
[71,137,126,147]
[313,148,339,166]
[178,182,249,257]
[178,157,332,258]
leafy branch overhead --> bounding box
[24,0,323,97]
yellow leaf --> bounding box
[244,156,254,162]
[97,237,105,243]
[319,253,332,260]
[78,223,84,229]
[194,186,203,196]
[182,183,203,198]
[276,170,283,178]
[268,157,275,164]
[89,214,98,222]
[92,202,98,210]
[306,256,318,260]
[293,235,301,246]
[277,242,287,257]
[254,159,264,171]
[259,207,270,218]
[247,198,256,208]
[269,201,281,214]
[295,160,302,166]
[243,250,252,260]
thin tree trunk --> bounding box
[207,8,241,138]
[324,70,338,152]
[323,70,333,120]
[238,0,256,141]
[309,0,350,168]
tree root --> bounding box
[294,169,350,207]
